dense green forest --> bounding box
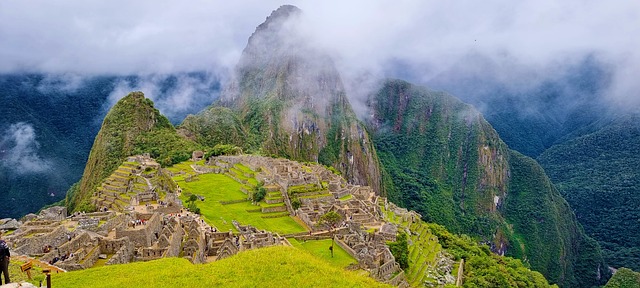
[538,114,640,270]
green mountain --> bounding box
[179,5,382,192]
[67,91,200,212]
[367,79,609,287]
[538,114,640,270]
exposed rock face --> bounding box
[183,5,382,193]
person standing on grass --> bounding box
[0,235,10,284]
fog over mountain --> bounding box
[1,0,638,111]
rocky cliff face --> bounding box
[368,79,608,287]
[181,5,382,192]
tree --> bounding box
[252,182,267,202]
[388,232,409,269]
[291,197,301,210]
[319,211,342,257]
[186,194,200,214]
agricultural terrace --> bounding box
[383,205,448,287]
[168,161,306,234]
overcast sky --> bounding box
[1,0,639,107]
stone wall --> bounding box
[164,221,183,258]
[98,213,128,234]
[335,238,358,260]
[13,225,69,256]
[115,213,162,247]
[107,239,134,265]
[261,206,287,213]
[41,232,92,263]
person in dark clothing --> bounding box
[0,237,10,284]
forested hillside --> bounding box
[538,114,640,270]
[368,79,609,287]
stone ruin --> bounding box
[233,221,286,251]
[1,154,429,287]
[335,222,409,287]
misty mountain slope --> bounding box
[367,79,609,287]
[178,106,247,147]
[0,74,113,218]
[68,92,201,212]
[428,55,611,158]
[538,113,640,270]
[180,5,382,192]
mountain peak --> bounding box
[261,5,301,27]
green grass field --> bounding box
[175,171,305,234]
[50,246,389,288]
[288,238,358,268]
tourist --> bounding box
[0,235,10,284]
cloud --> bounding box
[0,0,638,110]
[105,73,220,123]
[0,122,51,174]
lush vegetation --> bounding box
[50,246,388,288]
[179,106,248,149]
[538,114,640,270]
[384,204,554,287]
[604,268,640,288]
[369,79,608,287]
[505,151,609,287]
[427,223,554,288]
[387,232,409,270]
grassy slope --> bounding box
[51,246,389,288]
[288,238,357,268]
